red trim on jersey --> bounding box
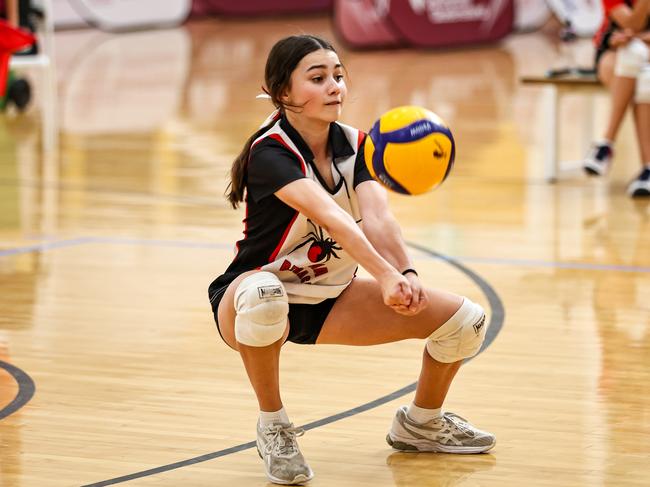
[268,133,307,173]
[268,210,300,262]
[356,130,365,149]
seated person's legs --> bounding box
[584,41,649,176]
[628,64,650,198]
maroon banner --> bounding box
[388,0,514,48]
[333,0,403,49]
[191,0,332,17]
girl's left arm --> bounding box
[356,180,427,313]
[356,180,411,272]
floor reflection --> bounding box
[386,452,496,487]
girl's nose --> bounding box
[328,77,341,95]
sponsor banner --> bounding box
[387,0,514,48]
[545,0,603,37]
[514,0,550,32]
[333,0,403,49]
[190,0,331,17]
[333,0,515,49]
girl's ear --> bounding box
[280,85,291,103]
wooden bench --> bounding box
[520,74,604,182]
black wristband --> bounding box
[401,268,418,277]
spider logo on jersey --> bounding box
[289,219,342,263]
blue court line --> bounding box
[1,236,647,274]
[421,254,650,274]
[81,244,505,486]
[0,237,231,257]
[0,237,98,257]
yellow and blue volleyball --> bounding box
[364,106,455,195]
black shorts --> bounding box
[208,276,337,347]
[594,47,610,71]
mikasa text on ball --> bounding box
[364,106,455,195]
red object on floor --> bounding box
[0,20,36,97]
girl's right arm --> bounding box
[610,0,650,32]
[275,178,413,312]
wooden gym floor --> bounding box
[1,15,649,487]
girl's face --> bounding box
[283,49,347,123]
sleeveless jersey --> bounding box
[210,114,372,305]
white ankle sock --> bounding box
[407,402,442,424]
[259,407,290,427]
[598,139,613,147]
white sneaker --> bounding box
[387,406,495,454]
[627,167,650,198]
[583,143,613,176]
[256,421,314,485]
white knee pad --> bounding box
[615,38,650,78]
[234,272,288,347]
[426,298,487,363]
[636,65,650,104]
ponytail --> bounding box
[225,114,278,209]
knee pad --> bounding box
[234,272,288,347]
[615,38,650,78]
[636,65,650,104]
[426,298,487,363]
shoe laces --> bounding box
[437,413,477,438]
[637,167,650,181]
[592,144,612,161]
[263,423,305,458]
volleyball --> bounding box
[364,106,455,195]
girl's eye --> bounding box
[335,75,344,81]
[312,76,323,82]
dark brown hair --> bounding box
[226,34,338,208]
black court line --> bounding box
[0,360,36,420]
[83,244,505,487]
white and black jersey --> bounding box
[211,114,373,304]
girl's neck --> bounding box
[286,112,330,159]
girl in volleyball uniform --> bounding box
[209,113,371,344]
[208,35,495,486]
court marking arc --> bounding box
[0,360,36,420]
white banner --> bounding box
[52,0,191,30]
